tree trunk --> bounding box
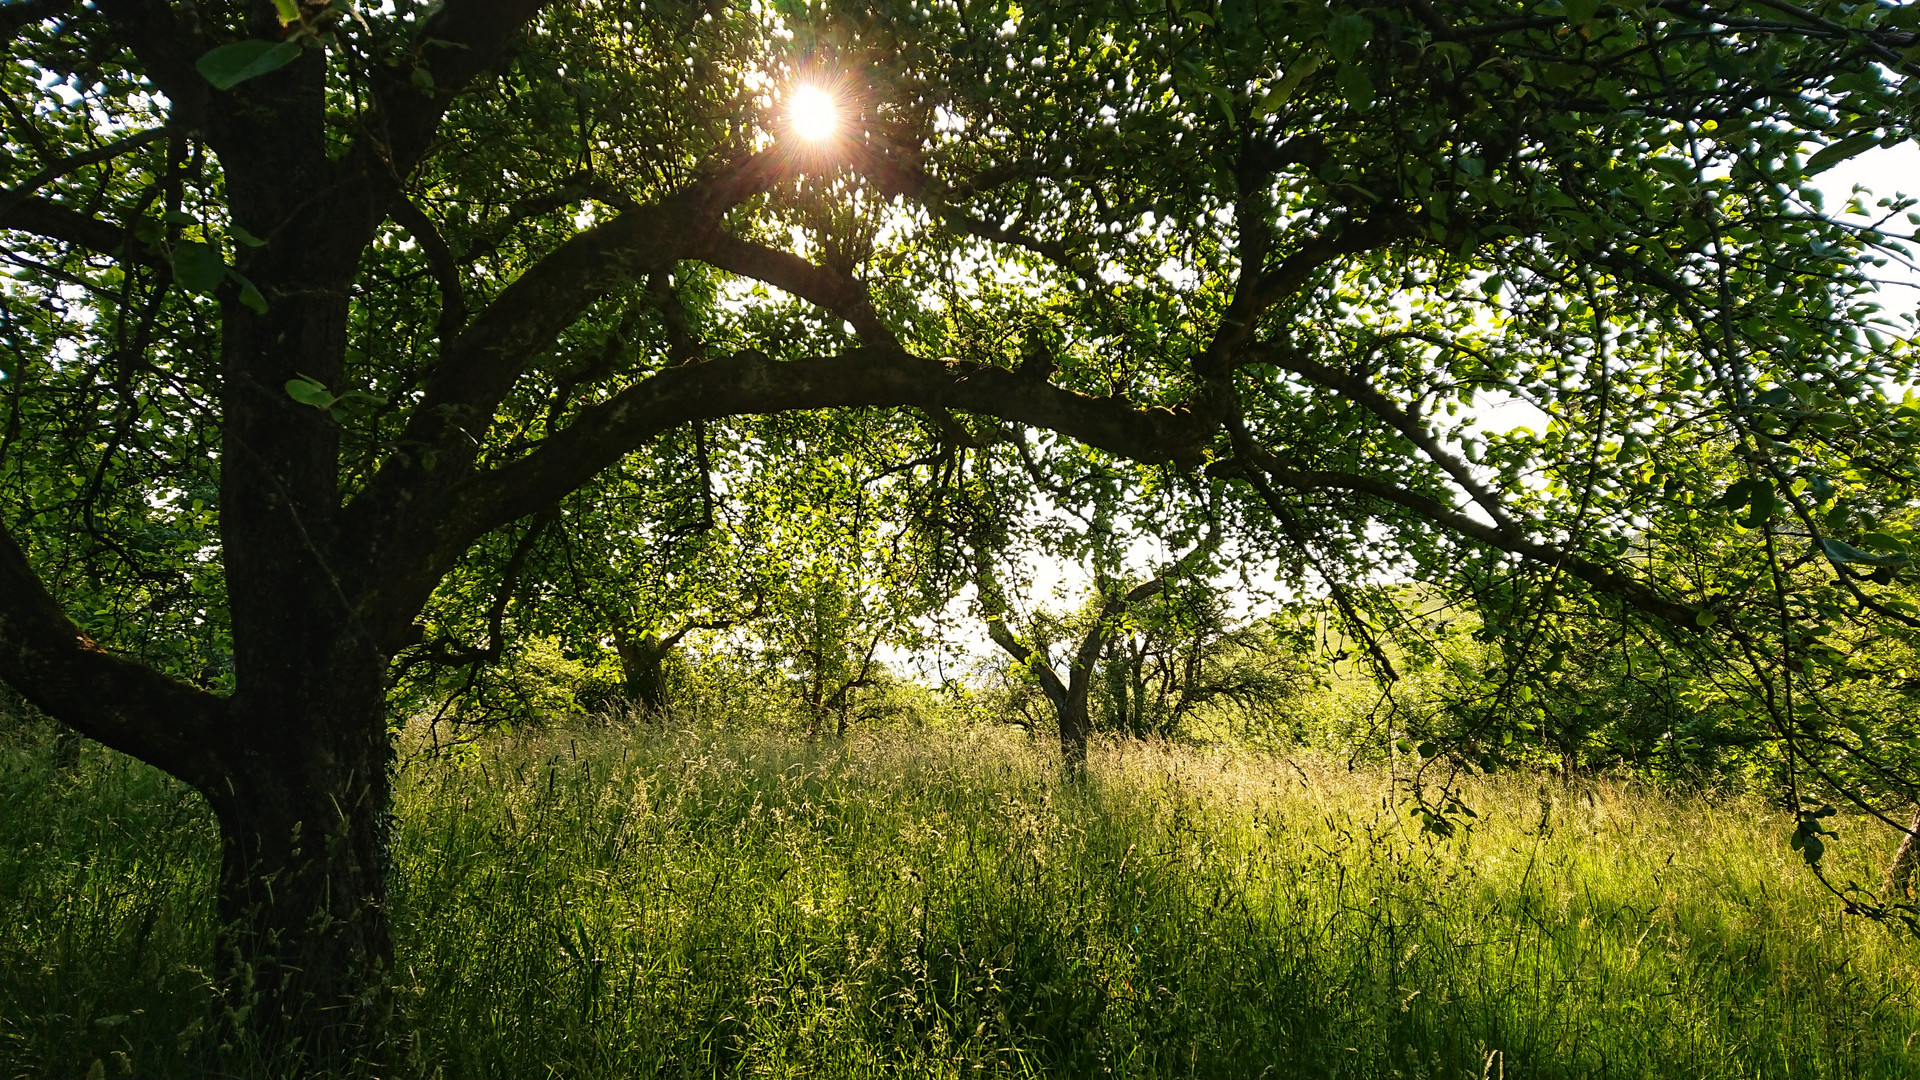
[1886,806,1920,900]
[201,643,397,1067]
[1058,677,1091,776]
[613,630,670,715]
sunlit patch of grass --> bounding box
[4,716,1918,1077]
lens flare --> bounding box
[789,85,839,142]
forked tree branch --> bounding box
[693,232,899,347]
[375,152,784,471]
[1196,215,1408,376]
[351,0,554,183]
[1241,340,1522,534]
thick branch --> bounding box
[389,192,467,344]
[91,0,210,126]
[447,347,1220,544]
[352,0,553,184]
[380,153,783,476]
[975,555,1072,712]
[0,520,226,784]
[1072,529,1220,686]
[984,615,1072,712]
[937,206,1083,274]
[0,193,135,258]
[1196,216,1407,376]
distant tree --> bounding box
[977,531,1217,768]
[1097,587,1315,742]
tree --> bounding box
[1096,585,1314,742]
[977,530,1218,767]
[4,0,1920,1063]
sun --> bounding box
[789,85,840,142]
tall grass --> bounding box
[4,716,1917,1078]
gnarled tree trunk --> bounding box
[613,628,673,714]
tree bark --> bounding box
[1058,671,1093,774]
[1886,806,1920,900]
[203,664,395,1066]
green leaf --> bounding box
[1789,829,1824,865]
[332,389,387,418]
[1819,537,1910,566]
[196,40,303,91]
[1804,132,1880,176]
[1334,63,1373,110]
[270,0,301,25]
[230,270,269,314]
[169,241,227,293]
[1564,0,1602,25]
[1719,478,1775,528]
[285,375,337,410]
[1196,83,1236,126]
[1257,54,1323,117]
[230,224,269,248]
[1325,13,1372,64]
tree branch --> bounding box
[1074,527,1221,680]
[1196,215,1407,376]
[351,0,555,184]
[974,552,1072,712]
[436,347,1220,549]
[1242,339,1521,533]
[91,0,210,127]
[0,519,226,786]
[389,191,467,344]
[0,193,136,258]
[375,152,784,479]
[1215,449,1700,629]
[693,232,899,347]
[0,126,170,222]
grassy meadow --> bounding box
[3,715,1918,1078]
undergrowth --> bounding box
[2,717,1916,1078]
